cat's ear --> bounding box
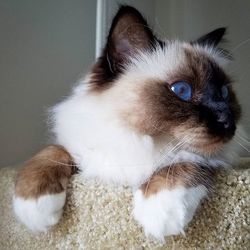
[105,5,155,70]
[90,6,156,89]
[193,27,226,47]
[107,6,155,63]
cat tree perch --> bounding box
[0,162,249,249]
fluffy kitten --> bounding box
[13,6,241,240]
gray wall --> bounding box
[155,0,250,142]
[0,0,96,166]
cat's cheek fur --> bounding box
[13,192,66,232]
[132,185,207,241]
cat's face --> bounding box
[89,6,241,155]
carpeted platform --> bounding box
[0,161,249,250]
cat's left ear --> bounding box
[90,6,157,89]
[193,27,226,47]
[106,6,156,70]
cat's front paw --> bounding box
[133,185,207,241]
[13,192,66,232]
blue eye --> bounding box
[170,81,192,101]
[221,85,229,99]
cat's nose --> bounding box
[223,121,230,129]
[216,110,235,134]
[218,119,231,130]
[216,112,229,128]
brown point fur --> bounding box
[119,78,199,136]
[113,46,228,137]
[140,163,215,198]
[15,145,75,199]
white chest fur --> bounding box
[51,85,156,186]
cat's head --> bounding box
[88,6,241,156]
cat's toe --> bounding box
[133,186,207,240]
[13,192,66,232]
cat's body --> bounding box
[13,6,241,240]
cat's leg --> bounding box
[13,145,75,232]
[133,163,214,241]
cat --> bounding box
[13,6,241,240]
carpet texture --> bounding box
[0,162,249,250]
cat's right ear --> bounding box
[91,6,155,88]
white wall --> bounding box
[155,0,250,142]
[0,0,96,166]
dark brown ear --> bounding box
[90,6,156,90]
[107,5,155,68]
[193,27,226,47]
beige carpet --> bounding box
[0,162,249,250]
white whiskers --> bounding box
[236,132,250,144]
[46,158,78,167]
[232,38,250,52]
[233,137,250,153]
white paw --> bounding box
[13,192,66,232]
[133,185,207,241]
